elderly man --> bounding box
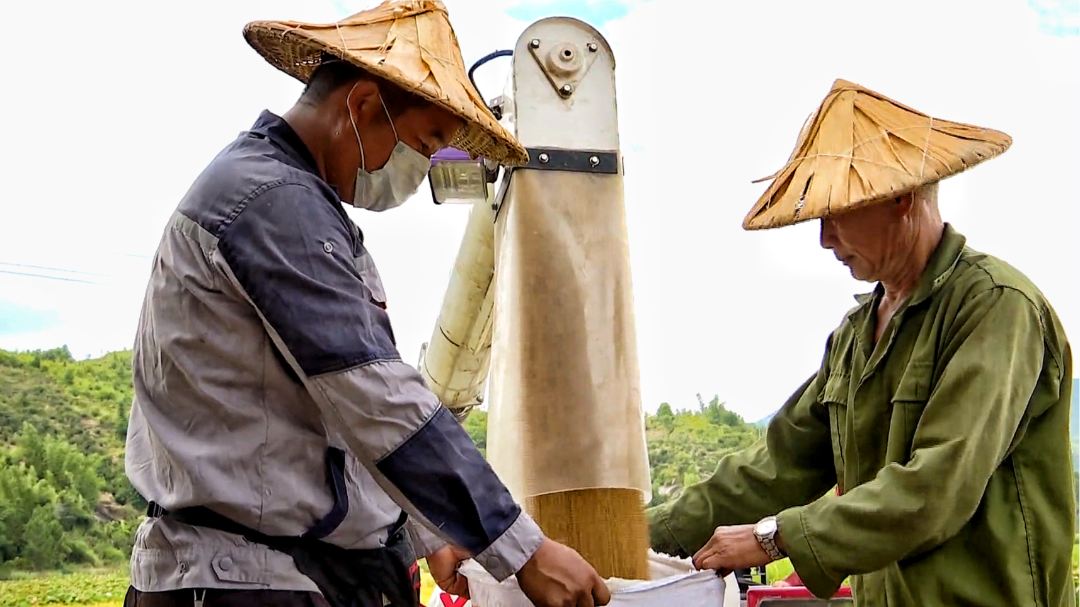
[123,3,611,607]
[648,79,1075,606]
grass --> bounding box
[1074,540,1079,588]
[0,566,439,607]
[0,569,127,607]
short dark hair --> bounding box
[299,54,428,117]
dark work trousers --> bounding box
[122,588,329,607]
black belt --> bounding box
[148,501,417,607]
[145,446,418,607]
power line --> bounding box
[0,261,112,278]
[0,269,108,286]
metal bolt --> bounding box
[587,42,598,52]
[530,38,540,49]
[539,153,550,163]
[589,156,600,167]
[560,84,573,95]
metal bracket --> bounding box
[492,148,619,219]
[527,36,600,98]
[524,148,619,174]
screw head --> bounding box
[560,84,573,95]
[587,42,598,52]
[589,156,600,167]
[539,153,550,163]
[530,38,540,49]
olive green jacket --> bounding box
[648,225,1076,606]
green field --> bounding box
[0,569,127,607]
[0,565,439,607]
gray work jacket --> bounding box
[125,111,542,593]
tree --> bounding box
[656,403,675,431]
[461,410,488,458]
[22,504,67,570]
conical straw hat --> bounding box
[243,0,529,166]
[743,79,1012,230]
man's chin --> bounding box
[846,266,873,283]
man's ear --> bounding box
[896,192,915,216]
[346,79,386,129]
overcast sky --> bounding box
[0,0,1076,421]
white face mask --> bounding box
[347,86,431,212]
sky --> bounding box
[0,0,1076,422]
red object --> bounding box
[747,586,853,606]
[410,561,421,590]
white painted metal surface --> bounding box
[501,17,621,152]
[485,16,651,502]
[418,189,497,418]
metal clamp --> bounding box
[524,148,619,174]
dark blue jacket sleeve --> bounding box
[216,182,543,579]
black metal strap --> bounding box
[523,147,619,174]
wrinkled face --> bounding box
[819,195,910,282]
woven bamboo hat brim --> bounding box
[743,78,1012,230]
[243,0,528,166]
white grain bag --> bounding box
[452,551,729,607]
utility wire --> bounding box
[0,261,112,278]
[0,269,108,286]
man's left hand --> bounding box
[427,544,473,597]
[692,524,773,575]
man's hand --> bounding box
[427,544,472,598]
[692,524,774,576]
[516,538,612,607]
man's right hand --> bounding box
[515,538,611,607]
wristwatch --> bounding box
[754,516,785,561]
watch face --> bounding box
[756,518,777,536]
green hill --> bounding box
[0,347,764,573]
[0,347,142,574]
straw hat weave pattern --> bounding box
[244,0,529,166]
[744,79,1012,230]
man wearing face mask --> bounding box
[647,79,1075,606]
[122,3,612,607]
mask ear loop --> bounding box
[335,19,368,173]
[346,83,367,172]
[336,17,398,168]
[379,95,399,143]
